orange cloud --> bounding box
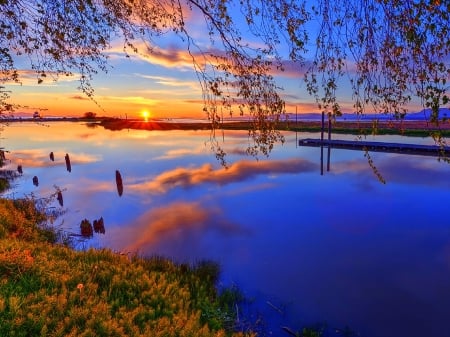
[100,95,160,106]
[142,46,215,69]
[154,146,207,160]
[3,69,80,86]
[129,158,317,194]
[107,43,196,69]
[113,40,308,82]
[108,201,248,253]
[70,95,90,101]
[134,74,202,94]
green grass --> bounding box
[0,197,254,337]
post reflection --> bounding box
[320,143,332,175]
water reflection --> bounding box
[79,217,105,237]
[334,155,450,189]
[80,219,94,237]
[65,153,71,172]
[1,122,449,337]
[108,201,249,255]
[93,217,105,234]
[5,149,100,168]
[57,190,63,206]
[115,170,123,196]
[127,158,317,194]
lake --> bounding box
[1,121,450,337]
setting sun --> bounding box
[141,110,151,121]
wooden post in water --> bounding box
[327,113,331,171]
[221,107,224,142]
[321,110,325,141]
[328,113,332,141]
[295,106,298,148]
[320,144,324,175]
[320,110,325,175]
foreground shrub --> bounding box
[0,198,55,243]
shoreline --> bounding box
[97,118,450,137]
[3,117,450,135]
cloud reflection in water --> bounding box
[108,201,250,258]
[331,154,450,189]
[129,158,317,194]
[5,149,101,169]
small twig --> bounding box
[266,300,283,315]
[281,326,298,337]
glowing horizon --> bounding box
[2,35,356,119]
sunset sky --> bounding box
[4,2,425,120]
[8,42,321,119]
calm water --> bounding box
[2,121,450,337]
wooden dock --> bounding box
[298,138,450,157]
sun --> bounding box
[141,110,151,121]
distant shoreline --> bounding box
[97,118,450,136]
[3,117,450,136]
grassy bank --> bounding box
[0,196,253,337]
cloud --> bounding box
[2,69,80,86]
[65,177,114,195]
[154,145,208,160]
[378,155,450,187]
[332,154,450,188]
[270,59,309,78]
[100,95,160,106]
[137,46,309,80]
[129,158,317,194]
[284,101,321,112]
[107,43,197,70]
[108,201,248,253]
[6,149,101,169]
[135,74,199,88]
[131,74,204,98]
[109,40,307,82]
[70,95,90,101]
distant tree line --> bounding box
[83,112,96,119]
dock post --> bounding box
[327,114,331,171]
[321,111,325,141]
